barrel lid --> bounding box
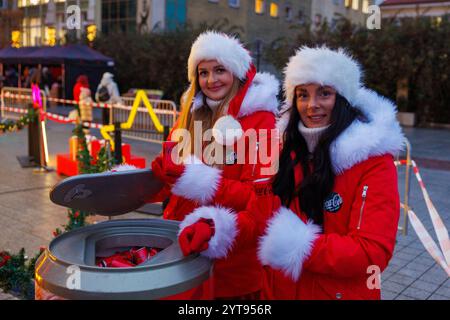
[49,169,163,216]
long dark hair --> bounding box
[273,94,366,226]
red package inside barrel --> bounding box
[96,247,161,268]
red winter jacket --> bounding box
[73,75,89,102]
[148,72,280,298]
[258,88,405,300]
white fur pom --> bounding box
[172,155,222,204]
[179,206,238,259]
[212,115,243,146]
[110,164,139,172]
[258,207,321,282]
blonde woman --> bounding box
[149,31,280,299]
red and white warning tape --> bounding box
[1,106,103,129]
[46,96,113,109]
[395,160,450,276]
[1,92,112,108]
[1,92,32,100]
[1,106,29,114]
[44,111,103,129]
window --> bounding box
[255,0,264,14]
[314,14,322,26]
[101,0,138,35]
[270,2,278,18]
[285,4,292,21]
[362,0,369,13]
[352,0,359,11]
[228,0,240,8]
[345,0,351,8]
[298,9,304,24]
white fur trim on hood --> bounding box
[284,46,362,107]
[171,155,222,205]
[191,72,280,118]
[179,206,238,259]
[278,87,405,174]
[330,88,405,174]
[258,207,321,282]
[188,31,252,83]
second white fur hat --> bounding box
[283,46,363,107]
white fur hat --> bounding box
[283,46,363,108]
[187,31,252,82]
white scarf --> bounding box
[298,121,330,153]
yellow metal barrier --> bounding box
[110,91,177,145]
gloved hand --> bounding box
[178,219,215,256]
[151,142,185,185]
[151,155,175,185]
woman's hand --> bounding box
[178,219,215,256]
[151,155,184,185]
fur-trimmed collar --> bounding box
[278,88,405,174]
[192,72,280,118]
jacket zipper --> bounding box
[357,185,369,230]
[251,142,259,177]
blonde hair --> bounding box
[176,74,241,165]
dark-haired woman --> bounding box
[257,46,405,300]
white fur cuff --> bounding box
[179,206,238,259]
[258,207,321,281]
[171,156,222,205]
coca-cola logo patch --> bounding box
[323,192,343,213]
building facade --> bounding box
[0,1,23,48]
[310,0,376,28]
[0,0,100,48]
[380,0,450,19]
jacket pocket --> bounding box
[357,185,369,230]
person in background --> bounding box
[95,72,122,125]
[79,87,94,134]
[41,67,53,96]
[5,67,18,87]
[73,75,90,102]
[0,75,5,92]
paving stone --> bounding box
[418,271,449,286]
[403,261,432,273]
[442,278,450,288]
[400,246,425,256]
[389,256,411,267]
[381,290,398,300]
[433,286,450,298]
[388,273,416,287]
[396,266,427,278]
[400,287,433,300]
[427,293,450,300]
[395,251,421,262]
[395,294,416,300]
[382,281,405,294]
[410,280,442,293]
[0,289,19,300]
